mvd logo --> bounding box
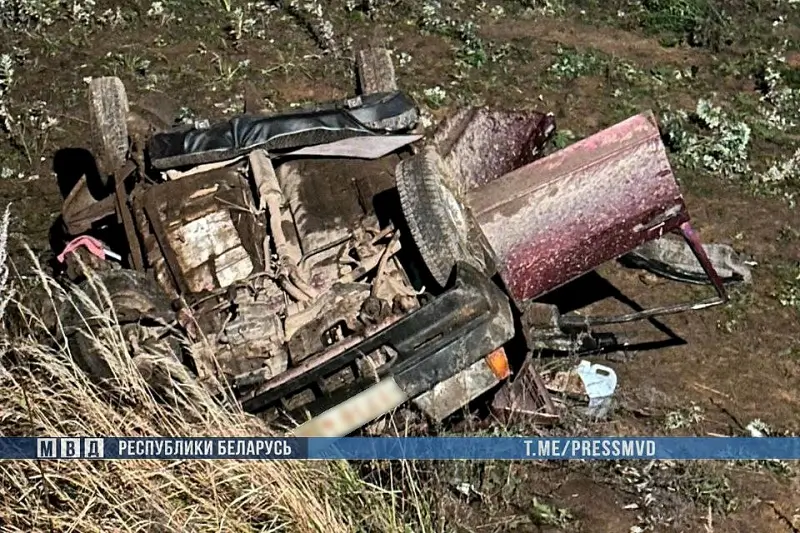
[36,438,105,459]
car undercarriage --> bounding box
[51,48,744,437]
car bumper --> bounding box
[239,262,515,437]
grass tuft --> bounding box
[0,252,432,532]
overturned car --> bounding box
[54,50,738,436]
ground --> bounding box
[1,0,800,532]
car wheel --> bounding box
[356,47,397,95]
[396,145,495,289]
[88,76,130,181]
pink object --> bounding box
[57,235,109,263]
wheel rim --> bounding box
[441,186,468,236]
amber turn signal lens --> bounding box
[485,348,511,380]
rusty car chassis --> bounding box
[56,52,731,437]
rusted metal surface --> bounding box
[141,166,266,295]
[189,281,289,384]
[435,107,555,191]
[277,155,415,311]
[132,151,420,401]
[61,178,114,235]
[285,283,371,362]
[240,315,403,398]
[491,357,558,425]
[469,111,689,303]
[61,161,136,236]
[250,150,316,302]
[113,163,144,271]
[131,185,177,298]
[61,72,537,432]
[142,191,191,296]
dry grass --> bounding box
[0,254,430,532]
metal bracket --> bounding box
[558,221,728,328]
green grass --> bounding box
[639,0,731,48]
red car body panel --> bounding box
[466,111,690,302]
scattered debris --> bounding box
[575,361,617,418]
[746,419,771,438]
[451,480,484,502]
[664,403,705,430]
[491,356,558,425]
[545,361,618,419]
[57,235,121,263]
[622,237,753,285]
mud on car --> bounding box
[54,50,735,436]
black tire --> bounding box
[396,146,495,288]
[62,270,179,383]
[356,47,397,95]
[88,76,129,180]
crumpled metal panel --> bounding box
[435,107,556,191]
[188,280,288,387]
[141,166,267,296]
[166,208,254,292]
[469,111,688,303]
